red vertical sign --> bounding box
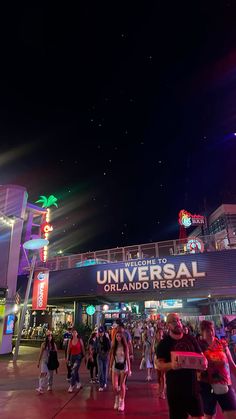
[32,270,49,310]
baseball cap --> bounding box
[98,326,105,333]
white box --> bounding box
[171,351,206,370]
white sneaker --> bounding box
[76,382,82,390]
[47,386,52,391]
[36,387,43,394]
[68,385,74,393]
[114,396,119,410]
[98,387,104,391]
[104,384,107,388]
[118,399,125,411]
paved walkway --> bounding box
[0,346,224,419]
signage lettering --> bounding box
[32,270,49,310]
[97,260,205,293]
[179,209,205,228]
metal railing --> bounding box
[36,234,236,272]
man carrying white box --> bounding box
[156,313,207,419]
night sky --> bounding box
[3,3,236,255]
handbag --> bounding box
[139,357,146,370]
[47,350,60,371]
[211,383,229,395]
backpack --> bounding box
[47,350,60,371]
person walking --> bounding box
[36,331,58,394]
[142,330,154,381]
[109,330,131,412]
[133,322,142,349]
[87,331,98,383]
[199,320,236,419]
[96,326,111,391]
[116,321,133,390]
[67,328,86,393]
[63,326,72,381]
[156,313,207,419]
[153,328,165,398]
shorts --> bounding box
[167,392,204,419]
[200,382,236,416]
[112,361,128,375]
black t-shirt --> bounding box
[156,333,202,396]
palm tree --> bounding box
[36,195,58,208]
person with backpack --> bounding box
[36,330,59,394]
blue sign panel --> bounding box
[17,250,236,300]
[5,314,15,335]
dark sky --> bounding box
[3,2,236,254]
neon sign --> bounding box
[41,222,53,234]
[186,238,204,253]
[36,195,58,263]
[179,209,205,228]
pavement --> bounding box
[0,346,225,419]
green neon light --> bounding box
[86,305,96,316]
[36,195,58,208]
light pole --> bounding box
[13,238,49,362]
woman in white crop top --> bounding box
[109,331,131,412]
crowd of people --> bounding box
[35,316,236,418]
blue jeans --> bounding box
[70,354,82,386]
[97,355,108,388]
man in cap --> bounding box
[95,326,111,391]
[156,313,207,419]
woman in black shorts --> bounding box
[109,331,131,412]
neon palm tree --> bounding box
[36,195,58,208]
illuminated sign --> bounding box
[178,209,205,228]
[187,238,204,253]
[5,314,15,334]
[0,304,5,345]
[36,195,58,263]
[86,305,96,316]
[41,222,53,234]
[21,250,236,301]
[145,301,160,309]
[32,270,49,310]
[96,258,206,293]
[162,299,182,308]
[41,210,53,262]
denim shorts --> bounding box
[112,361,128,374]
[200,382,236,416]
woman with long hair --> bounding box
[67,328,86,393]
[109,331,131,412]
[36,330,58,394]
[142,330,153,381]
[153,328,165,398]
[87,331,98,383]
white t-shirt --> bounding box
[133,326,141,338]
